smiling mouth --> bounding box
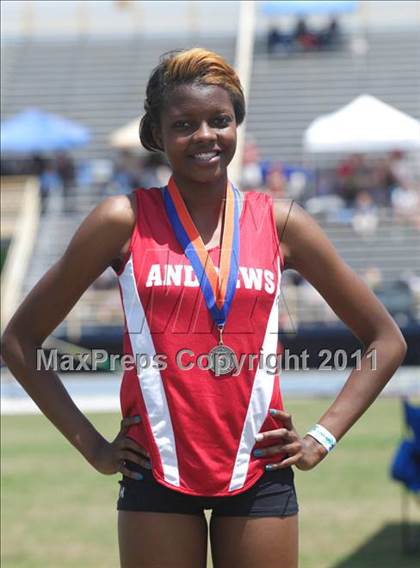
[190,151,221,162]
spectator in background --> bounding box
[267,26,281,54]
[294,17,318,50]
[391,184,420,230]
[138,153,171,189]
[316,18,341,49]
[266,25,293,55]
[56,152,76,212]
[113,150,146,192]
[32,154,47,178]
[388,150,415,189]
[400,270,420,309]
[336,154,373,206]
[240,137,264,190]
[39,159,62,215]
[370,156,396,206]
[113,150,136,193]
[362,266,415,326]
[113,150,171,194]
[266,16,343,57]
[264,163,287,200]
[351,190,378,236]
[33,154,49,214]
[56,152,75,190]
[362,266,383,293]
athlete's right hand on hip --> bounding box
[91,415,151,480]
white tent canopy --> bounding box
[109,117,145,150]
[303,95,420,153]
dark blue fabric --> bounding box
[391,440,420,492]
[391,400,420,492]
[405,400,420,452]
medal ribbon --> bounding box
[164,176,240,327]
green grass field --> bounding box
[2,398,420,567]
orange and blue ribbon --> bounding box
[164,176,240,327]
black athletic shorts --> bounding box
[117,459,299,518]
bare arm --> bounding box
[262,199,407,470]
[0,193,148,476]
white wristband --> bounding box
[306,424,337,453]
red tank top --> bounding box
[116,186,286,496]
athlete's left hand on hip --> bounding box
[253,408,327,471]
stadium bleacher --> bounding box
[1,30,420,339]
[17,189,420,338]
[249,29,420,164]
[1,36,235,160]
[2,31,419,165]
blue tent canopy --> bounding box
[1,109,90,154]
[261,1,358,16]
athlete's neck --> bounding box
[171,173,227,217]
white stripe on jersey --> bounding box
[228,257,282,492]
[119,254,180,487]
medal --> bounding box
[164,176,240,376]
[208,324,237,376]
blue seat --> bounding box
[390,399,420,552]
[391,400,420,492]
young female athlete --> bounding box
[1,48,407,568]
